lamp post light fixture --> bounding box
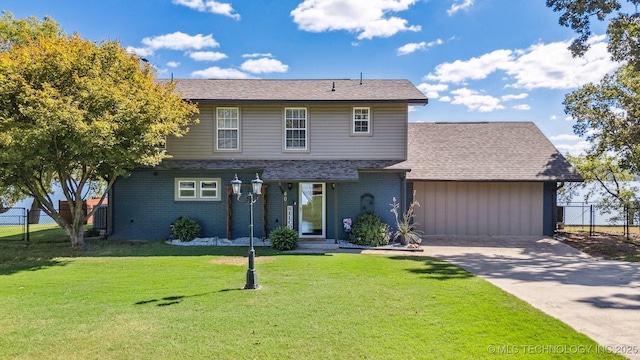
[231,173,263,290]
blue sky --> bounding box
[3,0,620,154]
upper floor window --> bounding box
[284,107,307,150]
[353,107,371,135]
[216,107,239,151]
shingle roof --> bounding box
[154,159,408,182]
[399,122,583,182]
[163,79,428,104]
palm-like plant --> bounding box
[390,190,423,245]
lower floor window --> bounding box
[175,178,221,201]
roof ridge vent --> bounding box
[331,82,336,92]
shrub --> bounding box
[85,227,101,238]
[171,217,201,242]
[348,213,390,247]
[269,226,298,250]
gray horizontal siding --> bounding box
[167,103,407,160]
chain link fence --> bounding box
[558,202,640,239]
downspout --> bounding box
[278,182,287,229]
[334,183,338,244]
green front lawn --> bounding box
[0,228,622,359]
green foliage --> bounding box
[547,1,640,183]
[562,154,638,223]
[269,226,298,250]
[0,14,198,247]
[0,11,64,51]
[171,217,201,242]
[390,191,423,245]
[565,65,640,174]
[348,213,390,247]
[546,0,634,59]
[0,185,22,213]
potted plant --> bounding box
[390,191,423,246]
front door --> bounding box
[299,183,326,238]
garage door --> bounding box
[413,182,543,236]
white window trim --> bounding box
[352,107,372,136]
[199,180,219,199]
[177,180,196,199]
[215,107,241,151]
[175,178,221,201]
[284,107,308,151]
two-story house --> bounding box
[109,79,428,241]
[108,79,582,241]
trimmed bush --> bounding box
[269,226,298,250]
[171,217,201,242]
[348,213,391,247]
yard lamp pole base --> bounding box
[244,248,260,290]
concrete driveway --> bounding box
[365,236,640,359]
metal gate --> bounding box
[0,207,28,241]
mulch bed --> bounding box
[556,231,640,262]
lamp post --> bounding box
[231,173,263,290]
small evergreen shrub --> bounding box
[171,217,201,242]
[348,213,391,247]
[269,226,298,250]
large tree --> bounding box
[0,14,198,247]
[548,1,640,184]
[560,154,638,222]
[0,12,64,211]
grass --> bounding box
[565,225,640,234]
[0,227,624,359]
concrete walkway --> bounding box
[364,236,640,359]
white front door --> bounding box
[299,183,326,238]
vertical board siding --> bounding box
[166,103,407,160]
[413,182,544,236]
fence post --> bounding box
[589,204,595,236]
[626,204,630,241]
[26,209,30,243]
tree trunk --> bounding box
[28,198,41,224]
[66,224,85,248]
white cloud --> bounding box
[141,32,219,52]
[424,36,620,90]
[397,42,426,55]
[447,0,474,16]
[550,134,581,141]
[191,66,253,79]
[425,49,514,83]
[242,53,273,58]
[550,115,558,120]
[502,93,528,101]
[416,83,448,99]
[240,58,288,74]
[397,39,442,55]
[565,116,574,121]
[450,88,504,112]
[166,61,181,68]
[555,141,591,155]
[126,46,154,58]
[290,0,421,40]
[427,38,444,47]
[172,0,240,20]
[504,37,618,89]
[513,104,530,110]
[439,96,451,102]
[189,51,228,61]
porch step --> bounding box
[297,241,339,250]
